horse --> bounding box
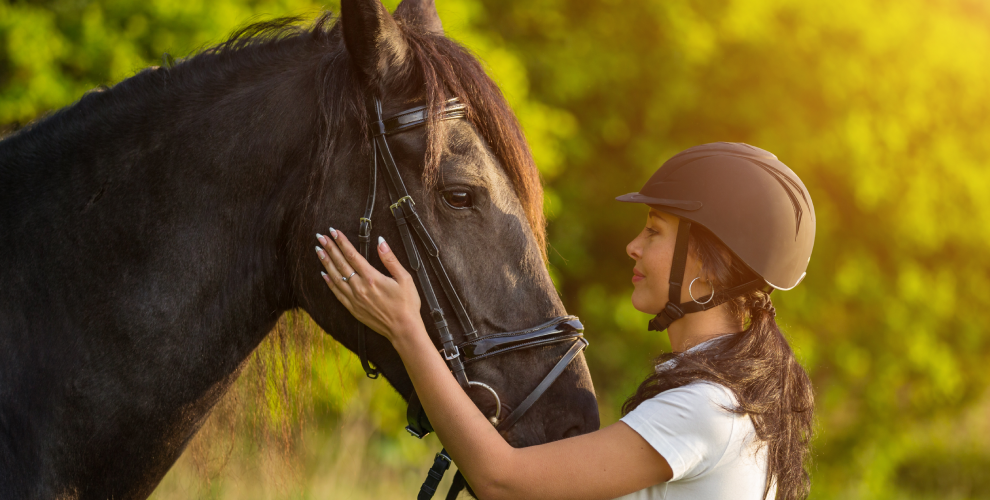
[0,0,599,497]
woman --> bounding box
[314,142,816,499]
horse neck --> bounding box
[0,50,324,496]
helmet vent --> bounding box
[743,156,810,240]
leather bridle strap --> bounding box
[496,338,589,431]
[361,97,477,388]
[417,449,452,500]
[375,100,477,345]
[356,113,380,378]
[446,473,466,500]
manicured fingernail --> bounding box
[378,236,390,253]
[315,246,324,257]
[321,271,328,278]
[316,233,326,245]
[329,227,338,239]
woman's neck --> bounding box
[666,302,743,352]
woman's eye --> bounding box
[443,190,473,209]
[645,227,659,236]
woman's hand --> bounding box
[315,228,423,344]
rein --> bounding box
[354,96,589,499]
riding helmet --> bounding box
[616,142,815,331]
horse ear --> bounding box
[394,0,444,35]
[341,0,410,85]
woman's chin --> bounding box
[630,293,663,315]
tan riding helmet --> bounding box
[616,142,816,331]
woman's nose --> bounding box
[626,235,641,260]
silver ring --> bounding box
[341,271,357,282]
[467,381,502,426]
[689,277,715,305]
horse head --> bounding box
[294,0,599,449]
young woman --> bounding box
[314,142,816,500]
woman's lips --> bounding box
[632,269,645,284]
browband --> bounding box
[370,98,467,137]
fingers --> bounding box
[319,230,356,280]
[315,238,351,293]
[377,236,411,284]
[313,227,422,341]
[316,242,361,312]
[315,241,339,278]
[327,228,377,278]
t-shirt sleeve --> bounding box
[619,382,738,481]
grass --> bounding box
[150,312,463,499]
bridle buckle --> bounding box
[389,195,414,216]
[441,345,460,361]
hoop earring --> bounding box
[689,277,715,305]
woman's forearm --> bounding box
[391,320,518,497]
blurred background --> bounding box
[3,0,990,498]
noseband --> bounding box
[355,96,589,499]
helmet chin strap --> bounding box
[648,220,766,332]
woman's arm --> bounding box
[315,230,673,500]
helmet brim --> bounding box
[615,192,703,211]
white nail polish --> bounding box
[315,246,323,255]
[321,271,327,277]
[329,227,338,239]
[378,236,385,245]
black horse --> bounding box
[0,0,599,497]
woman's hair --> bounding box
[622,223,815,500]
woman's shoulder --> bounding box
[621,380,743,447]
[652,380,739,410]
[619,380,753,483]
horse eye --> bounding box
[442,190,473,209]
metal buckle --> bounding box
[441,345,460,361]
[389,195,415,216]
[405,425,428,439]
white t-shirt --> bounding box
[614,380,772,500]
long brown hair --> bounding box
[622,223,814,500]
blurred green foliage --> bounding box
[4,0,990,498]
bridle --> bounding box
[354,95,589,499]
